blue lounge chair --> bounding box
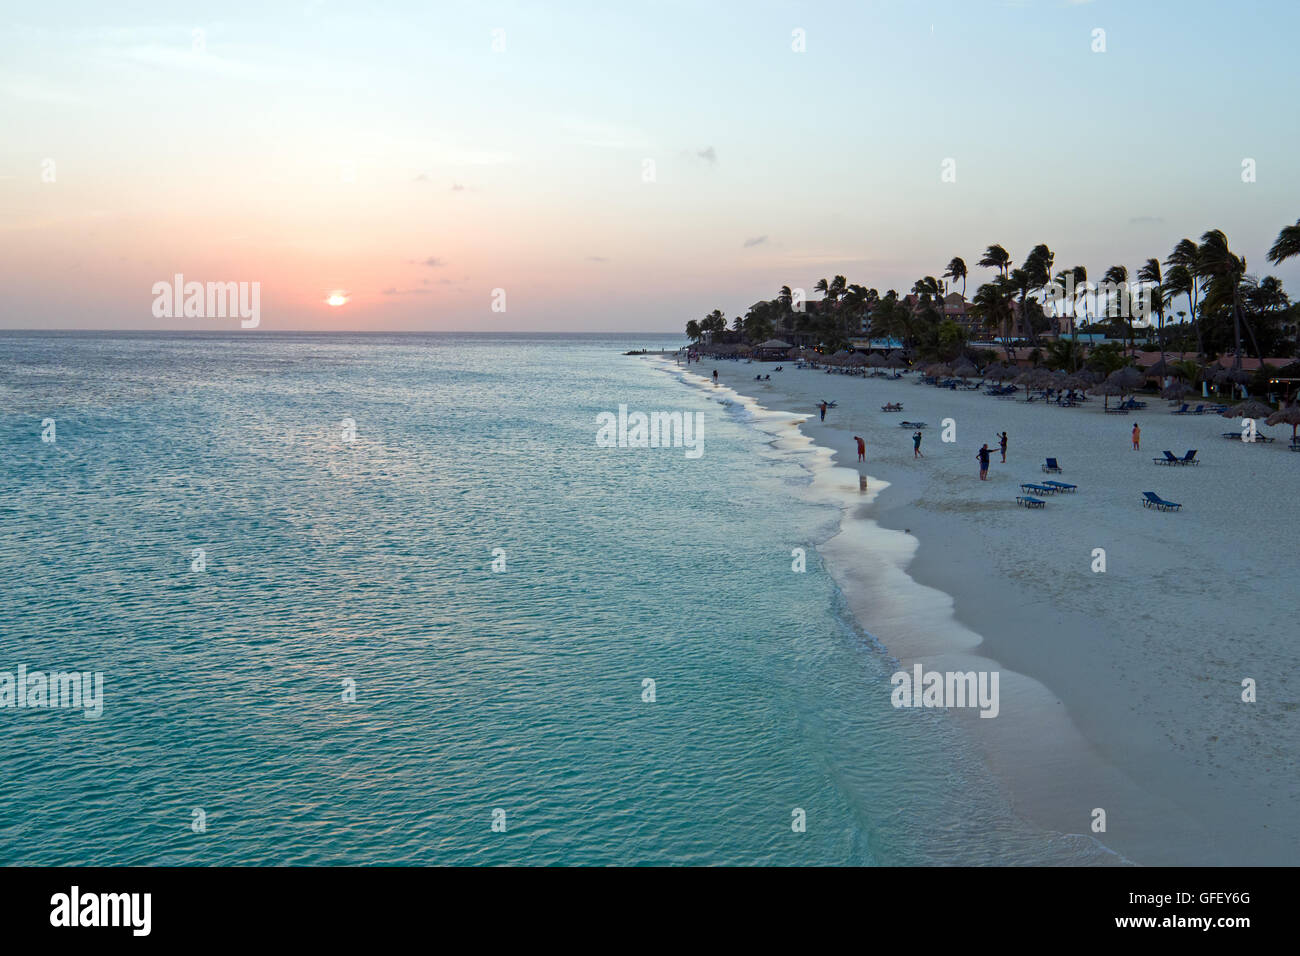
[1171,404,1189,414]
[1142,491,1182,512]
[1020,482,1056,495]
[1016,496,1046,509]
[1043,480,1077,492]
[1178,449,1198,465]
[1188,404,1206,415]
[1153,450,1180,465]
[1042,458,1061,473]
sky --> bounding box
[2,0,1299,332]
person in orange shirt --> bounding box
[1132,422,1141,450]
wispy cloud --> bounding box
[697,146,717,164]
[587,255,610,262]
[382,287,432,296]
[743,235,767,248]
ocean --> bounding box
[0,332,1115,865]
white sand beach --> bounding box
[685,357,1299,866]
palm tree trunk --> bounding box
[1232,282,1243,370]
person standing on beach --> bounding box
[977,443,991,479]
[853,435,866,462]
[998,431,1007,463]
[913,431,924,458]
[819,401,828,422]
[1132,422,1141,450]
[712,368,718,384]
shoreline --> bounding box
[657,354,1298,866]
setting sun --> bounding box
[326,292,349,307]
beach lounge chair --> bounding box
[1019,482,1056,495]
[1041,458,1061,473]
[1043,481,1077,492]
[1171,404,1189,414]
[1153,450,1180,465]
[1188,404,1206,415]
[880,403,902,412]
[1142,491,1182,512]
[1291,438,1300,453]
[1178,449,1198,465]
[900,421,927,429]
[1016,496,1046,509]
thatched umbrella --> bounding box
[1220,400,1274,420]
[845,351,869,367]
[1013,368,1048,401]
[1093,381,1126,410]
[984,362,1014,382]
[1106,366,1144,395]
[951,358,978,379]
[1265,404,1300,440]
[1161,382,1194,401]
[884,351,909,370]
[1212,368,1251,396]
[1145,359,1181,379]
[866,352,887,368]
[927,363,954,377]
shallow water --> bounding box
[0,332,1117,864]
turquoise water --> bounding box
[0,332,1111,865]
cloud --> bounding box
[413,173,430,182]
[1128,216,1165,225]
[587,255,609,262]
[382,287,432,296]
[697,146,717,164]
[408,257,445,268]
[451,183,465,191]
[743,235,768,248]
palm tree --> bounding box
[1267,219,1300,266]
[1196,229,1246,369]
[685,319,701,342]
[970,280,1015,348]
[1101,265,1132,354]
[943,257,968,303]
[1008,268,1035,346]
[1164,238,1202,357]
[1136,258,1165,369]
[978,244,1012,278]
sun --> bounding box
[326,291,349,307]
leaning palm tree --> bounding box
[1266,219,1300,266]
[1101,265,1132,354]
[978,244,1012,278]
[1196,229,1246,369]
[943,257,968,303]
[1165,239,1204,356]
[1136,258,1166,369]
